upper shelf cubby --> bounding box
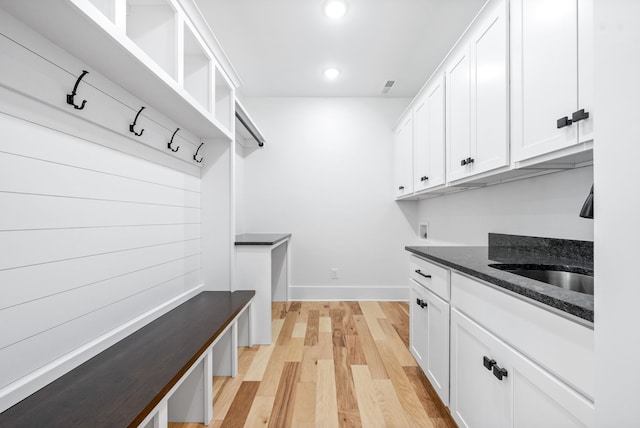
[215,66,233,133]
[87,0,116,23]
[183,21,211,112]
[0,0,235,140]
[126,0,178,80]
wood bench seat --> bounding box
[0,290,255,428]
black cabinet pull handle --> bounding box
[493,364,508,380]
[399,186,405,190]
[572,109,590,122]
[483,356,496,370]
[416,298,427,309]
[415,269,432,279]
[557,116,573,128]
[420,176,429,182]
[460,159,467,166]
[466,157,474,164]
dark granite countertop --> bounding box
[405,242,594,324]
[235,233,291,246]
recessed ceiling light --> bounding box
[324,1,347,19]
[324,68,340,79]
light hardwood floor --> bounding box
[169,301,455,428]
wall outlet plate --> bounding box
[419,223,429,240]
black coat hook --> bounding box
[66,70,89,110]
[130,106,145,136]
[168,128,180,152]
[194,142,204,163]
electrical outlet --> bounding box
[331,268,338,280]
[419,223,429,240]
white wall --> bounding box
[417,166,594,245]
[239,97,416,300]
[594,0,640,425]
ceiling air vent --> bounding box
[381,80,396,95]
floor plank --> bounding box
[316,359,340,428]
[291,381,316,428]
[220,381,259,428]
[353,315,388,380]
[267,361,300,428]
[351,365,386,428]
[373,379,412,428]
[243,395,274,427]
[199,302,456,428]
[304,309,320,346]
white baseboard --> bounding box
[0,284,203,413]
[288,285,410,301]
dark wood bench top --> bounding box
[0,290,255,428]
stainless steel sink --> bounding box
[489,264,594,295]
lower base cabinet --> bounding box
[410,280,450,406]
[450,308,594,428]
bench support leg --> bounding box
[153,403,168,428]
[231,321,238,377]
[204,350,213,425]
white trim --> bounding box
[288,285,410,301]
[0,284,204,413]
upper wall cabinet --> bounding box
[446,0,509,183]
[510,0,593,163]
[0,0,236,139]
[413,74,446,193]
[394,113,414,199]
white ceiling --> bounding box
[195,0,487,98]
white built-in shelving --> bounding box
[0,0,235,140]
[183,21,211,112]
[215,67,233,133]
[126,0,179,80]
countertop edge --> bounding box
[234,233,291,246]
[406,246,594,324]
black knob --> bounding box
[416,298,422,306]
[420,300,428,308]
[461,159,467,166]
[399,186,405,190]
[483,356,496,370]
[420,176,429,182]
[572,109,590,122]
[493,364,508,380]
[557,116,573,128]
[466,157,474,164]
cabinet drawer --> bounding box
[410,255,450,300]
[451,272,594,400]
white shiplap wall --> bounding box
[0,112,202,409]
[0,8,207,412]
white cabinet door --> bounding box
[470,0,509,175]
[409,282,429,368]
[511,0,593,162]
[413,93,430,192]
[414,74,446,192]
[394,113,413,198]
[451,309,594,428]
[451,308,507,428]
[424,287,450,406]
[508,345,594,428]
[446,48,471,182]
[447,0,508,183]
